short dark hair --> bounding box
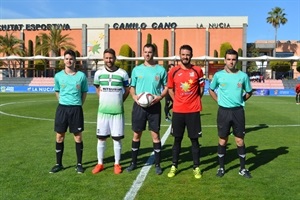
[168,64,175,68]
[225,49,238,60]
[103,48,116,58]
[64,49,76,59]
[179,45,193,55]
[143,43,156,53]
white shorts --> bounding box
[96,113,124,138]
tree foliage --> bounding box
[266,7,288,53]
[0,32,24,56]
[266,7,288,31]
[118,44,133,74]
[247,43,260,73]
[35,36,42,55]
[147,34,152,44]
[34,60,45,71]
[27,40,34,77]
[296,61,300,73]
[163,39,169,69]
[34,59,47,77]
[35,28,76,57]
[130,51,136,76]
[236,48,243,70]
[137,60,144,65]
[34,28,76,76]
[219,42,233,64]
[269,61,291,72]
[0,32,25,77]
[213,50,218,64]
[153,43,158,64]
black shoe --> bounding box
[216,168,225,177]
[155,165,163,175]
[239,168,252,178]
[126,163,137,172]
[49,164,64,173]
[76,164,84,174]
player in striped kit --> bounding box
[92,48,130,174]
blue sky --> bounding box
[0,0,299,43]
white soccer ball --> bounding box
[137,92,155,108]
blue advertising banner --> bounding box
[0,85,96,93]
[252,89,269,96]
[269,89,295,96]
[0,85,295,97]
[251,89,295,96]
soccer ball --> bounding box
[137,92,155,108]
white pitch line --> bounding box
[0,102,171,126]
[1,101,299,198]
[123,125,172,200]
[0,103,299,128]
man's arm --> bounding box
[94,85,100,97]
[55,92,59,100]
[168,88,174,100]
[243,91,252,101]
[209,89,218,102]
[152,85,168,105]
[81,92,87,105]
[123,86,130,102]
[130,86,138,103]
[199,86,204,98]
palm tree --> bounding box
[0,32,25,77]
[35,28,76,75]
[266,7,288,56]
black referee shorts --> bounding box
[54,104,84,134]
[131,101,161,133]
[217,106,245,138]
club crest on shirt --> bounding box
[189,72,195,77]
[237,79,243,88]
[155,75,160,81]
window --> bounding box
[275,52,294,57]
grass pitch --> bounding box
[0,93,299,200]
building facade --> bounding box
[253,40,300,78]
[0,16,247,61]
[1,16,299,79]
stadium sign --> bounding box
[113,22,177,30]
[27,87,55,92]
[1,86,14,92]
[113,22,231,30]
[0,24,71,31]
[197,23,231,28]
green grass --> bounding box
[0,93,299,200]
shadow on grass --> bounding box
[160,142,289,175]
[200,113,212,117]
[247,146,289,171]
[80,125,289,175]
[246,123,269,134]
[201,144,289,174]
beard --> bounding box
[180,59,190,66]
